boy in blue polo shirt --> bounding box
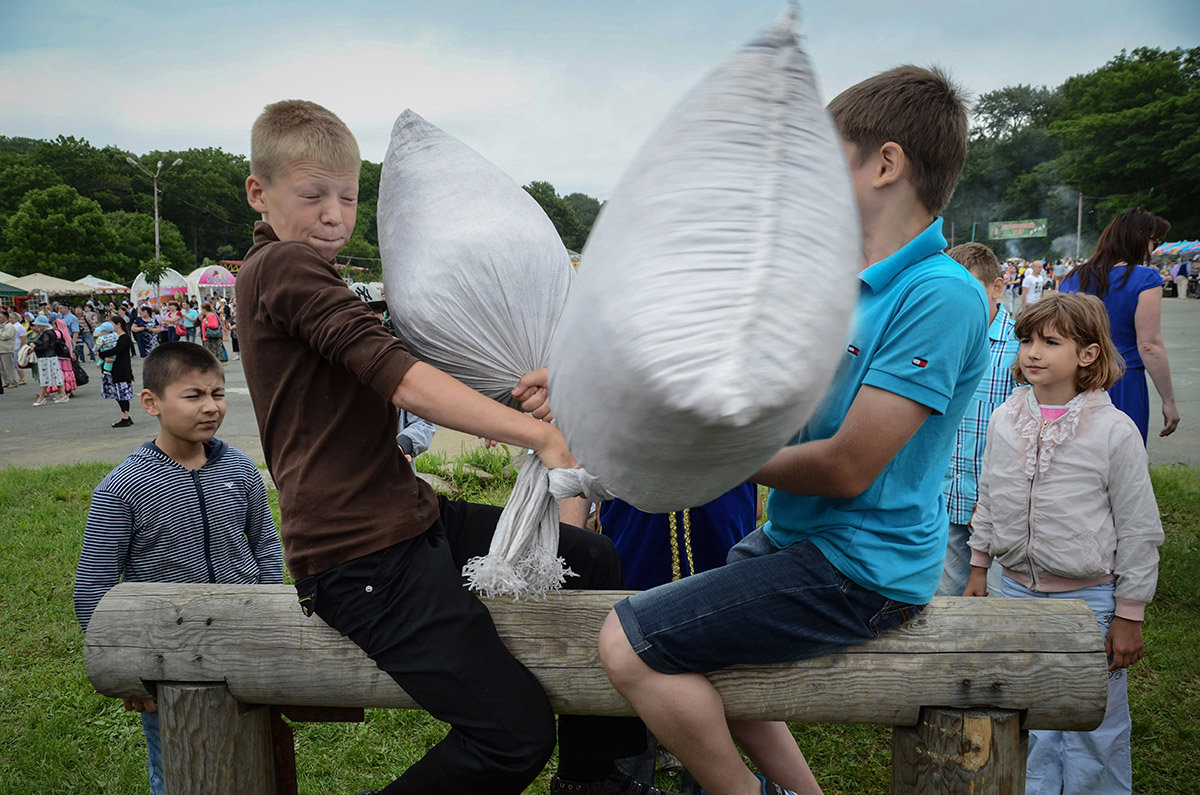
[599,65,989,795]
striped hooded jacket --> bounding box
[74,439,283,631]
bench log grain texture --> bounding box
[85,583,1108,794]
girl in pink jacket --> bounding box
[967,292,1162,794]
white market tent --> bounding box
[75,274,129,294]
[186,264,236,301]
[131,268,189,306]
[8,272,94,298]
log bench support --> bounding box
[86,585,1107,795]
[892,707,1027,794]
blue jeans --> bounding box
[1001,577,1131,794]
[78,331,94,361]
[184,326,196,343]
[614,529,923,674]
[937,522,1002,597]
[141,710,164,795]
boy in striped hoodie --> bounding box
[73,341,283,795]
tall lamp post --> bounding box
[126,155,183,302]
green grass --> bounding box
[1,462,1196,793]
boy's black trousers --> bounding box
[295,496,646,794]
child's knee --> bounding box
[598,609,640,686]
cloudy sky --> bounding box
[2,0,1197,199]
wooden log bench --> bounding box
[84,583,1108,794]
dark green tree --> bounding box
[0,185,123,280]
[140,147,257,265]
[0,162,63,217]
[944,84,1069,260]
[357,160,382,248]
[104,210,189,283]
[523,181,587,252]
[1050,47,1200,236]
[563,192,602,231]
[29,136,138,212]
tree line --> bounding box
[0,137,603,286]
[2,45,1195,286]
[943,46,1199,261]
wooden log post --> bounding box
[892,707,1027,794]
[158,682,274,795]
[85,584,1109,793]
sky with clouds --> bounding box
[2,0,1197,199]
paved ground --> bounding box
[0,350,489,470]
[2,296,1197,471]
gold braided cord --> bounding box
[667,509,696,581]
[682,508,695,577]
[668,512,681,581]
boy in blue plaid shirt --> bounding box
[937,242,1020,596]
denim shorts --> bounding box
[614,529,924,675]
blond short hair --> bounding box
[829,65,968,214]
[250,100,361,184]
[947,242,1002,283]
[1012,293,1123,392]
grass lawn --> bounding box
[1,459,1196,793]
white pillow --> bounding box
[378,109,573,406]
[549,11,860,512]
[378,110,577,596]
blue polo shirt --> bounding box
[763,219,988,604]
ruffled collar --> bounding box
[1010,387,1096,477]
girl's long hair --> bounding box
[1071,207,1170,298]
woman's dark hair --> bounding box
[1071,207,1170,298]
[110,314,127,332]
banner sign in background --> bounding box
[989,218,1048,239]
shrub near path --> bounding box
[1,461,1196,793]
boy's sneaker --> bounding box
[550,772,677,795]
[757,773,798,795]
[112,417,134,428]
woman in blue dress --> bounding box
[1060,207,1180,443]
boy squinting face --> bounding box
[246,160,359,263]
[145,370,228,447]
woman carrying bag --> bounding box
[200,302,223,361]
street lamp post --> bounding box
[126,155,183,302]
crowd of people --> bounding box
[1,296,238,427]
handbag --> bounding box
[72,358,90,386]
[204,321,222,340]
[219,343,229,363]
[17,343,37,368]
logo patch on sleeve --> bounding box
[912,357,928,368]
[847,345,860,356]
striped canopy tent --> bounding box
[0,281,25,298]
[131,268,189,306]
[0,269,23,300]
[75,274,129,294]
[1152,240,1200,257]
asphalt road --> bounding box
[0,348,487,471]
[2,296,1197,471]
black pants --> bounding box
[296,497,645,794]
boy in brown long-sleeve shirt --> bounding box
[237,100,662,795]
